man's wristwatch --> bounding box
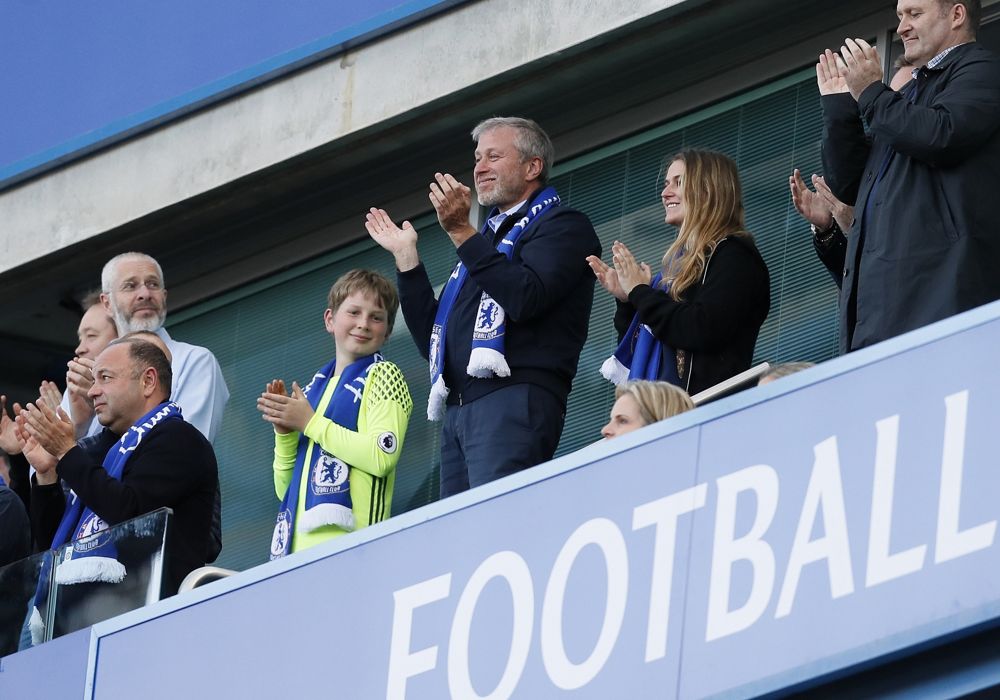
[811,220,840,245]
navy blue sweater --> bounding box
[398,196,600,408]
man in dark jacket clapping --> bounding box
[819,0,1000,352]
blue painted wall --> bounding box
[0,0,464,187]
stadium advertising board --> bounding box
[4,306,999,699]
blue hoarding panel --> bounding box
[90,429,703,698]
[680,323,1000,697]
[0,628,90,698]
[0,1,464,188]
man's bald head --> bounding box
[121,330,173,365]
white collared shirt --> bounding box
[155,327,230,444]
[487,200,528,233]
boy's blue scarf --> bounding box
[426,186,561,420]
[269,353,381,560]
[52,402,183,585]
[600,273,682,387]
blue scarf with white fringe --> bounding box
[269,353,381,559]
[51,401,182,586]
[26,403,182,646]
[426,186,561,420]
[600,272,682,387]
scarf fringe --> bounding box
[298,503,355,533]
[271,356,377,559]
[428,188,561,411]
[427,375,450,422]
[55,556,127,585]
[467,347,511,379]
[29,606,45,646]
[600,355,630,386]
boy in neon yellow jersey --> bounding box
[258,269,413,556]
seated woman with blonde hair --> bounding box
[601,380,694,439]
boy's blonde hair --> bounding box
[327,269,400,335]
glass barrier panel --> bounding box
[48,507,172,641]
[0,550,54,656]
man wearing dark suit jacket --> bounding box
[820,0,1000,351]
[367,117,600,497]
[20,337,217,594]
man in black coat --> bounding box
[367,117,600,498]
[0,455,30,568]
[819,0,1000,352]
[791,60,918,288]
[20,337,217,594]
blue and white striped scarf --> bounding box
[426,187,562,420]
[52,402,183,585]
[27,402,182,645]
[269,353,381,559]
[601,273,682,387]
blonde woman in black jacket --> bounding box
[588,148,770,395]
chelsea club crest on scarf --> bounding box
[425,187,562,420]
[311,453,350,495]
[28,402,183,646]
[51,401,183,586]
[269,353,382,559]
